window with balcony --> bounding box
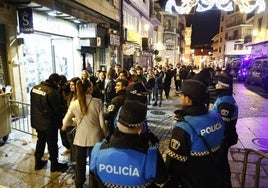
[163,15,176,32]
[233,30,239,39]
[123,10,139,33]
[234,44,243,50]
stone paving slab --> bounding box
[1,89,268,187]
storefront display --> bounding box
[22,33,74,96]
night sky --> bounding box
[158,0,221,46]
[187,10,221,46]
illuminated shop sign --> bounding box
[18,7,33,34]
[79,23,97,38]
[110,34,120,46]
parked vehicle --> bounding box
[245,57,268,91]
[230,59,252,81]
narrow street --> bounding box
[0,82,268,187]
[234,81,268,119]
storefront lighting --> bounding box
[73,19,81,24]
[253,29,258,37]
[165,0,266,14]
[47,10,57,16]
[156,42,163,50]
[144,24,149,32]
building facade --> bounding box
[1,0,121,102]
[153,11,186,66]
[1,0,187,103]
[213,7,255,68]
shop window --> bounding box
[99,48,106,65]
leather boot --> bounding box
[35,159,48,170]
[50,162,68,172]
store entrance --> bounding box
[123,55,134,71]
[81,47,96,75]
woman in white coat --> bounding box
[62,78,107,188]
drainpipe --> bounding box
[119,0,124,67]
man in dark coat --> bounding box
[30,73,68,172]
[212,74,238,188]
[166,79,225,188]
[90,100,169,187]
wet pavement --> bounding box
[0,86,268,188]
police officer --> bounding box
[125,82,159,146]
[30,73,68,172]
[166,79,225,188]
[90,100,169,187]
[212,74,238,188]
[104,78,128,139]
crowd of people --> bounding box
[29,62,238,188]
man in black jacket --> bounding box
[104,78,128,139]
[166,79,225,188]
[30,73,68,172]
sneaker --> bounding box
[35,160,48,170]
[51,162,68,172]
[152,102,157,106]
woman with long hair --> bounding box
[64,77,80,164]
[62,78,107,188]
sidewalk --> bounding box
[0,88,268,187]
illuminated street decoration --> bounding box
[165,0,266,14]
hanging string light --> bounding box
[165,0,266,14]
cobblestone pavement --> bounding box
[0,85,268,188]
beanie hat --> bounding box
[181,79,207,103]
[217,75,233,88]
[118,100,147,131]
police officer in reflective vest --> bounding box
[90,100,169,187]
[212,74,238,188]
[166,79,225,188]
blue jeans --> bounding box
[154,88,163,104]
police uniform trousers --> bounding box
[35,128,58,163]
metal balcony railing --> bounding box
[226,19,245,28]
